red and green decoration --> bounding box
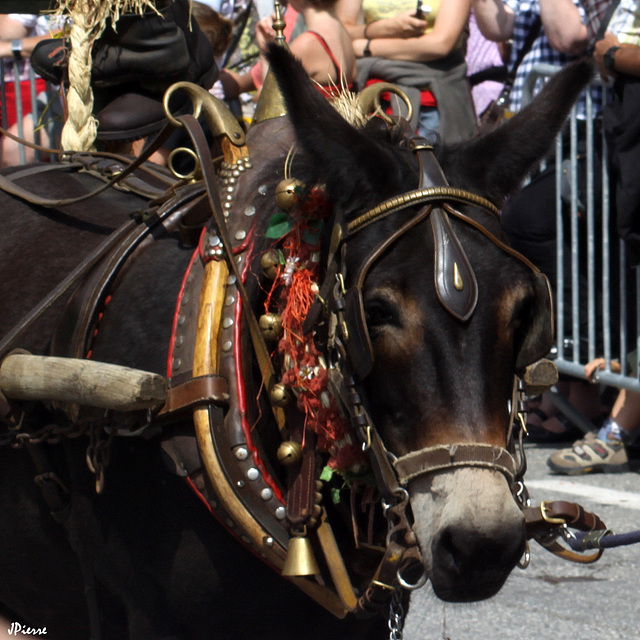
[264,179,367,477]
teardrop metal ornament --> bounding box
[453,262,464,291]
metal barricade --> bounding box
[523,64,640,394]
[0,56,62,165]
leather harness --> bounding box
[0,104,607,624]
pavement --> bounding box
[404,441,640,640]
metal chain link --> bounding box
[0,421,88,448]
[1,419,114,493]
[388,585,406,640]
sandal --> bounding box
[547,432,629,475]
[525,410,584,444]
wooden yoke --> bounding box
[0,352,166,412]
[190,258,288,561]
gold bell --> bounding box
[277,441,303,466]
[282,530,320,576]
[270,382,291,407]
[259,313,283,341]
[275,178,305,212]
[260,250,280,280]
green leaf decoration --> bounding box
[265,211,294,239]
[320,465,334,482]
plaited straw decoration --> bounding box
[54,0,159,151]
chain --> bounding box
[1,418,115,493]
[86,423,115,494]
[388,584,406,640]
[0,421,88,448]
[512,379,531,511]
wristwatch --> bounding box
[11,39,22,60]
[363,39,372,57]
[603,46,620,73]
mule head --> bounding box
[266,46,592,601]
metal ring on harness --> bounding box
[396,564,428,590]
[356,82,414,125]
[167,147,200,181]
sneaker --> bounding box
[547,432,629,475]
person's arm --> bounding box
[336,0,425,40]
[353,0,472,61]
[539,0,588,56]
[255,15,276,83]
[0,14,29,40]
[0,15,61,60]
[472,0,515,42]
[594,32,640,80]
[0,33,54,59]
[218,69,256,97]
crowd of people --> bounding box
[2,0,640,476]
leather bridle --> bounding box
[319,138,552,501]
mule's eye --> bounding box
[364,297,399,331]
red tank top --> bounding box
[304,31,354,97]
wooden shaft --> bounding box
[0,354,167,412]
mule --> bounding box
[0,47,593,640]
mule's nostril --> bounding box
[436,528,463,573]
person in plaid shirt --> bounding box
[595,0,640,80]
[474,0,600,114]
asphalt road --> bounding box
[404,441,640,640]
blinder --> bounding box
[514,270,554,372]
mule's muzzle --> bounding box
[430,510,526,602]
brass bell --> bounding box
[259,313,283,341]
[260,250,280,280]
[275,178,305,212]
[282,532,320,576]
[277,441,303,466]
[270,382,291,407]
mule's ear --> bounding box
[265,44,407,210]
[442,59,595,207]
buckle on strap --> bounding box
[540,500,566,525]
